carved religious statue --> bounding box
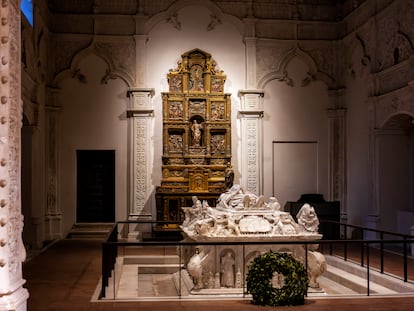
[191,119,203,146]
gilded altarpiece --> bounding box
[156,49,231,229]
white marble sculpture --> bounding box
[186,247,208,290]
[181,185,321,239]
[296,203,320,234]
[180,185,326,292]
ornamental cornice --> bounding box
[127,88,155,114]
[238,89,264,113]
[238,111,264,118]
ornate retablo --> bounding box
[156,49,232,226]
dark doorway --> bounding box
[76,150,115,223]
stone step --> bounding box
[123,255,181,265]
[324,265,397,294]
[325,255,414,294]
[67,223,115,239]
[317,275,360,295]
[138,264,183,274]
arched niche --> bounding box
[52,44,135,88]
[257,47,335,90]
[374,112,414,234]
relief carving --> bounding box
[211,76,224,92]
[211,102,225,120]
[169,134,183,153]
[133,119,149,215]
[169,101,183,119]
[246,120,258,193]
[169,75,183,92]
[211,134,225,155]
[189,100,206,117]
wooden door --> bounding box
[76,150,115,223]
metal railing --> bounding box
[100,220,414,300]
[323,220,414,282]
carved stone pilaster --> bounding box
[0,1,29,310]
[327,89,346,216]
[45,88,62,240]
[127,88,154,220]
[238,90,264,195]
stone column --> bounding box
[327,89,346,221]
[237,90,264,195]
[244,36,257,89]
[44,89,62,240]
[127,88,154,220]
[25,124,47,249]
[243,17,257,89]
[134,34,147,88]
[362,96,378,238]
[0,0,29,309]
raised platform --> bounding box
[95,252,414,301]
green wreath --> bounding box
[246,251,309,306]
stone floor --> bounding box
[23,239,414,311]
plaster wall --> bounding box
[54,4,245,234]
[262,57,329,207]
[58,55,128,233]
